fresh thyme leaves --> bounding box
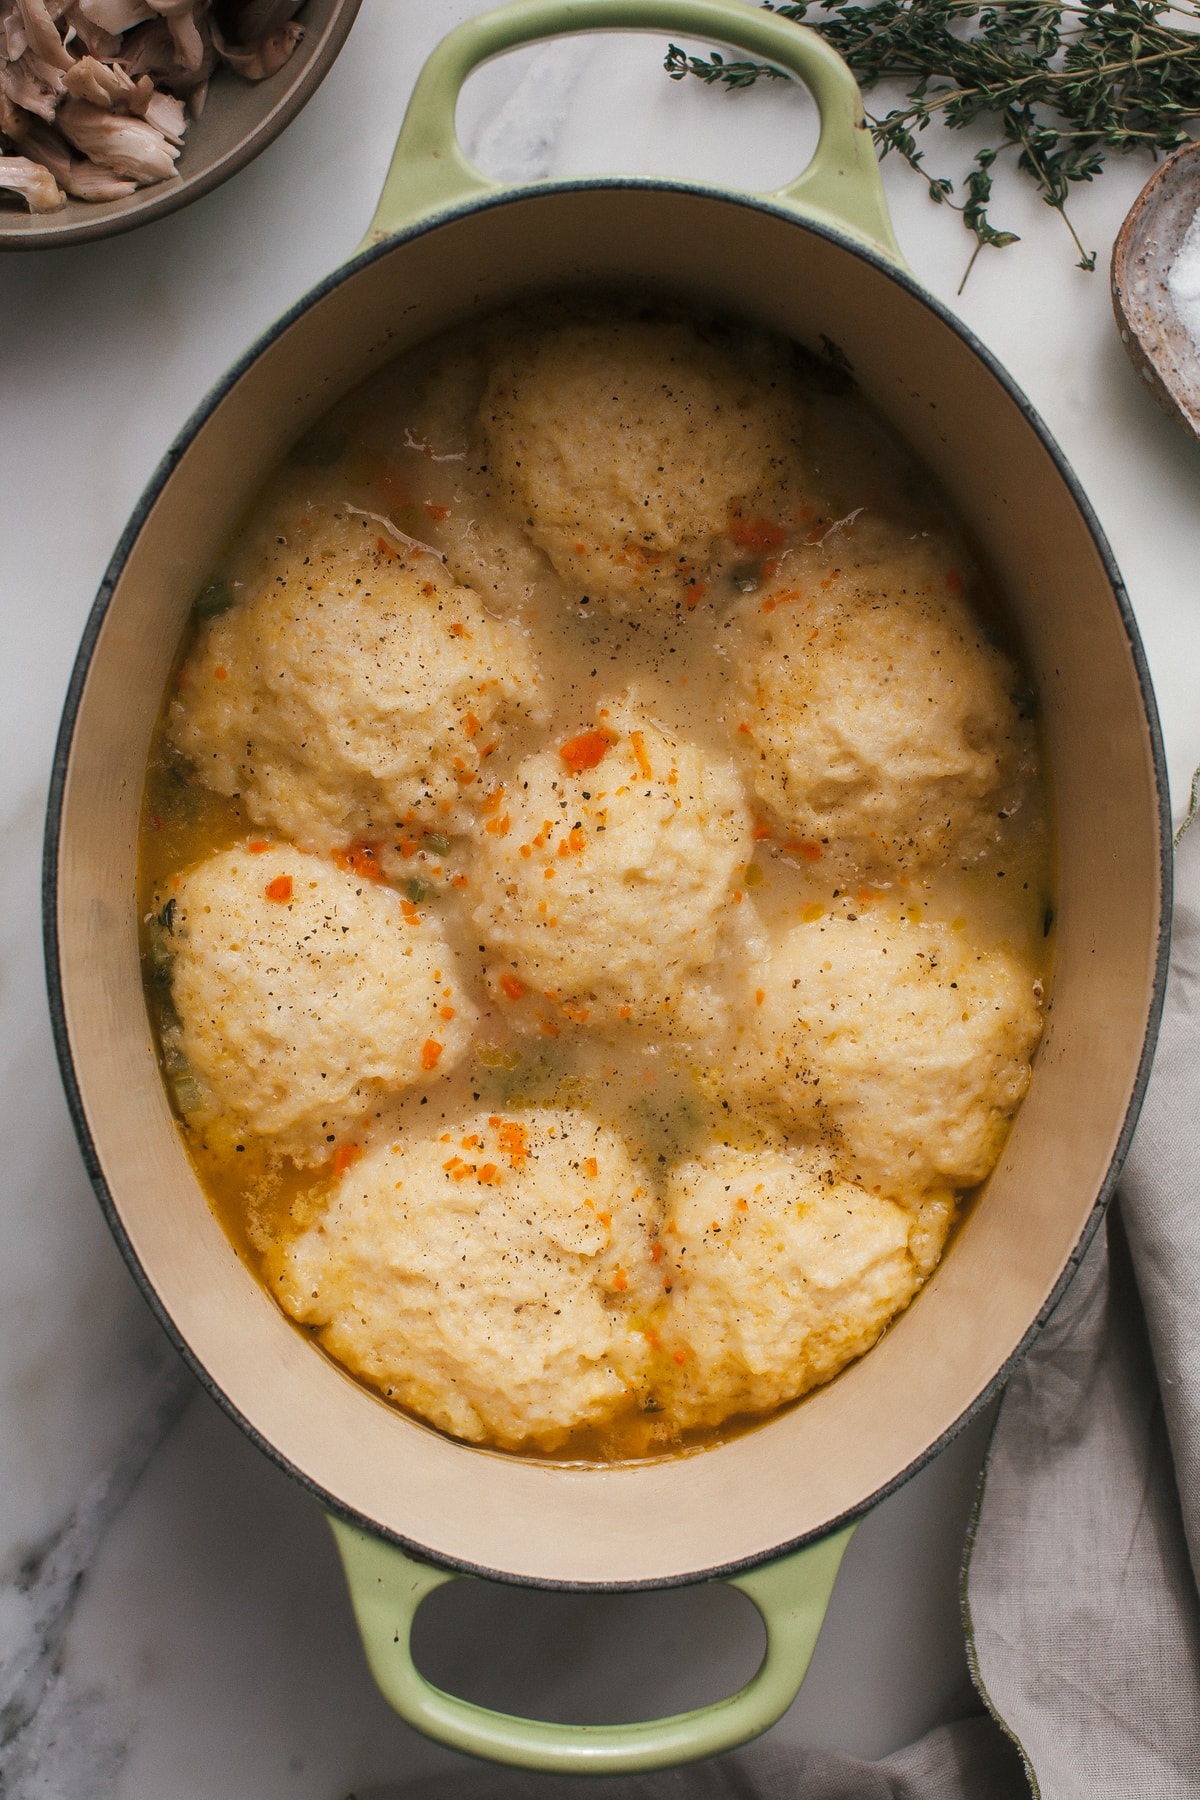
[665,1,1200,277]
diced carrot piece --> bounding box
[560,729,613,773]
[630,731,652,780]
[730,514,786,551]
[333,841,381,879]
[265,875,293,902]
[497,1122,528,1167]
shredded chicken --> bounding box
[64,4,122,59]
[20,0,73,69]
[57,91,176,178]
[140,81,180,138]
[15,111,68,173]
[61,149,133,193]
[210,14,299,80]
[0,147,63,206]
[63,49,135,103]
[145,0,202,73]
[77,0,154,35]
[0,85,23,133]
[2,15,26,66]
[0,0,308,212]
[0,53,59,123]
[117,16,205,84]
[235,0,299,38]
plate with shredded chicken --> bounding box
[0,0,360,244]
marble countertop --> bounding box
[3,4,1199,1794]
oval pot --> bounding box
[45,0,1171,1774]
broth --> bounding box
[139,295,1053,1463]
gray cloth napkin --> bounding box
[963,807,1200,1795]
[377,816,1200,1800]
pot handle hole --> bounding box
[327,1513,855,1775]
[361,0,904,267]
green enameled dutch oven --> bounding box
[45,0,1171,1774]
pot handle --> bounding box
[361,0,903,266]
[327,1514,854,1774]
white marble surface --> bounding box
[2,3,1199,1794]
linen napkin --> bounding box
[369,812,1200,1800]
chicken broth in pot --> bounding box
[139,295,1052,1464]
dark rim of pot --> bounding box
[42,178,1174,1592]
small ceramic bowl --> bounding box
[1112,139,1200,442]
[0,0,361,251]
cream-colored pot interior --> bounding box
[52,187,1168,1588]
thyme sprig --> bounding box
[665,1,1200,276]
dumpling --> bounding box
[268,1109,657,1450]
[735,526,1034,874]
[736,912,1043,1198]
[473,706,750,1022]
[170,507,545,849]
[479,317,808,613]
[168,845,474,1160]
[657,1142,950,1428]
